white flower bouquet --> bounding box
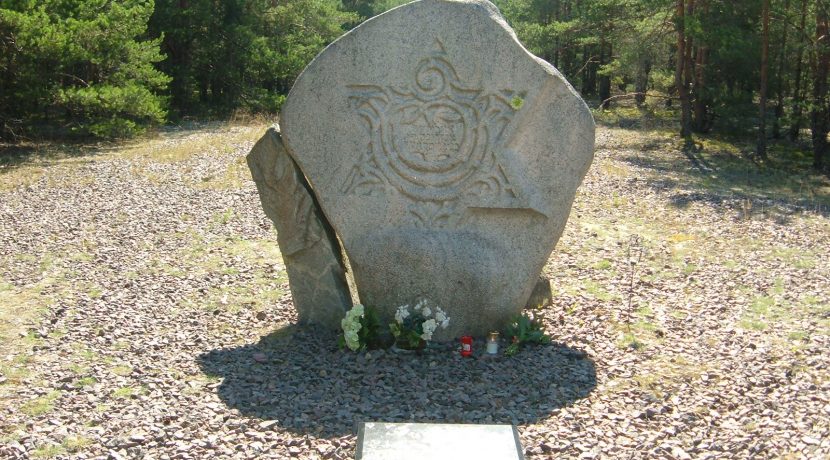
[389,300,450,350]
[339,303,381,351]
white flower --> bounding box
[344,330,360,351]
[394,305,410,323]
[341,304,366,351]
[414,299,427,311]
[421,318,437,341]
[421,306,432,317]
[434,308,450,328]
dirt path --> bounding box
[1,123,828,459]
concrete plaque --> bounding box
[356,422,524,460]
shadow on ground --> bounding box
[197,326,596,437]
[615,137,830,221]
[0,120,236,171]
[0,142,103,172]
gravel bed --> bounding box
[0,125,828,459]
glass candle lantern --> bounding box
[460,336,473,357]
[486,331,499,355]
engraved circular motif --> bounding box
[415,67,446,98]
[344,51,520,205]
[376,58,489,201]
[414,57,454,99]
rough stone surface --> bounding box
[281,0,595,337]
[525,277,553,310]
[247,126,352,329]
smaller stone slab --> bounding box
[247,126,352,329]
[355,422,524,460]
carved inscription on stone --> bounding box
[342,41,536,227]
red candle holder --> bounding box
[460,336,473,357]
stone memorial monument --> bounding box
[248,0,594,338]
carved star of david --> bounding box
[342,41,537,227]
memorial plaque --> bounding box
[355,422,524,460]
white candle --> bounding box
[486,331,499,355]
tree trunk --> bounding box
[758,0,770,159]
[676,0,692,140]
[790,0,809,141]
[773,0,791,139]
[666,47,675,108]
[693,45,708,131]
[582,45,597,96]
[635,54,651,107]
[599,41,612,109]
[812,4,830,170]
[691,0,708,132]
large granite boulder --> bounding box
[267,0,594,338]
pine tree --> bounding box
[0,0,169,138]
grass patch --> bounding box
[613,303,663,350]
[121,123,266,186]
[73,345,98,361]
[86,284,103,299]
[0,362,32,384]
[670,310,689,320]
[592,105,678,131]
[76,376,97,387]
[20,390,61,416]
[606,355,708,400]
[767,247,817,270]
[594,259,613,270]
[616,318,662,350]
[599,108,830,212]
[0,279,49,356]
[738,291,829,337]
[618,332,646,350]
[111,365,132,376]
[787,331,809,341]
[212,208,236,226]
[690,138,829,210]
[111,386,139,399]
[0,140,105,192]
[739,296,776,331]
[121,124,265,163]
[62,435,93,452]
[196,156,250,190]
[582,280,615,301]
[599,162,630,177]
[0,164,45,191]
[168,236,288,312]
[31,443,65,458]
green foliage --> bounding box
[389,311,428,350]
[0,0,169,139]
[2,0,828,171]
[389,320,423,350]
[149,0,356,116]
[503,312,551,356]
